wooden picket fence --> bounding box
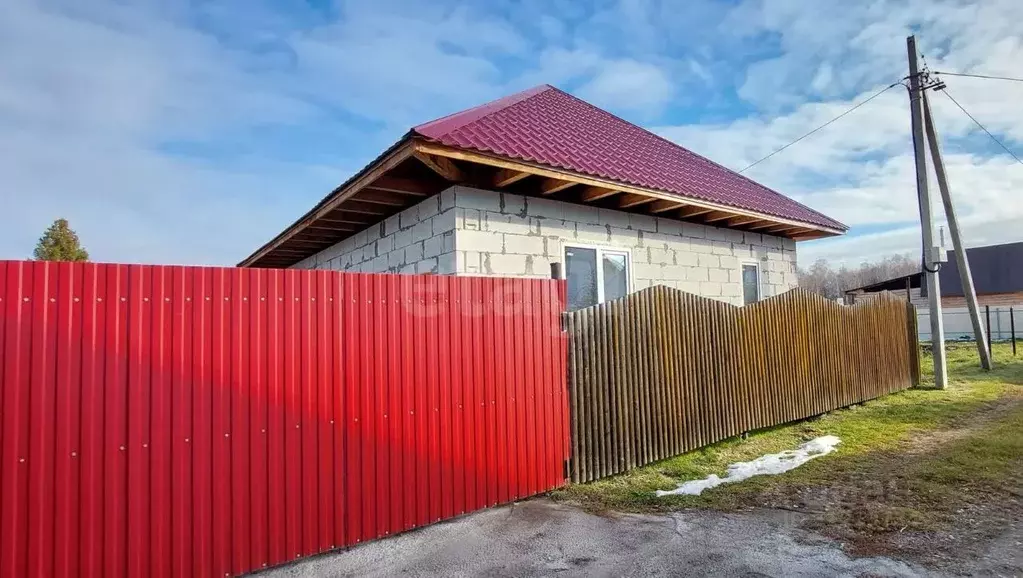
[565,287,919,483]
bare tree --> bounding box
[798,254,919,299]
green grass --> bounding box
[551,341,1023,515]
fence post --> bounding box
[1011,307,1016,357]
[986,305,992,353]
[552,263,567,335]
[909,300,921,387]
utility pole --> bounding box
[907,35,948,388]
[921,90,993,369]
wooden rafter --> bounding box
[318,219,369,229]
[364,175,434,196]
[413,151,464,181]
[763,224,807,234]
[271,243,324,250]
[648,199,686,213]
[412,141,844,236]
[787,227,817,236]
[726,216,767,228]
[305,224,356,234]
[282,239,335,248]
[318,214,372,226]
[287,242,337,250]
[337,200,387,216]
[353,189,407,207]
[292,231,342,240]
[702,211,733,223]
[580,186,619,202]
[677,206,714,219]
[242,119,846,266]
[266,250,312,256]
[791,231,826,241]
[540,178,576,195]
[493,168,530,188]
[618,193,655,209]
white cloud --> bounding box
[287,1,533,130]
[688,59,713,86]
[1,0,1020,272]
[657,0,1023,266]
[0,0,335,264]
[576,59,674,114]
[660,78,1023,266]
[0,0,687,264]
[0,127,339,264]
[0,0,528,263]
[727,0,1023,110]
[809,63,835,96]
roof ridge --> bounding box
[545,87,845,229]
[413,84,554,139]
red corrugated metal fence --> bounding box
[0,261,569,578]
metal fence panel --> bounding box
[0,260,568,578]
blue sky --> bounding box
[2,0,1022,267]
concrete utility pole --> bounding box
[922,91,993,370]
[906,35,948,388]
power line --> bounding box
[939,88,1023,166]
[738,81,903,174]
[934,70,1023,83]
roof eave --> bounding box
[240,133,846,269]
[412,139,847,239]
[238,135,415,268]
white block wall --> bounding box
[293,185,799,306]
[450,186,798,306]
[293,188,458,274]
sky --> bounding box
[2,0,1022,268]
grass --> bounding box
[551,341,1023,519]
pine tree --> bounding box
[33,218,90,262]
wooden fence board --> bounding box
[565,288,919,483]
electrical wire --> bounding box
[933,70,1023,83]
[737,81,903,174]
[939,88,1023,166]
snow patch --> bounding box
[655,436,841,497]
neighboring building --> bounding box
[844,273,920,305]
[845,241,1023,340]
[241,85,846,309]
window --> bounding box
[741,262,761,305]
[565,245,630,310]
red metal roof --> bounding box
[413,84,845,231]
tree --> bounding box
[798,254,919,300]
[33,218,90,262]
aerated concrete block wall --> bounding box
[295,185,798,307]
[450,186,798,306]
[294,188,458,274]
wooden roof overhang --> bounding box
[240,137,845,268]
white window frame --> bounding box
[739,260,762,305]
[563,243,633,306]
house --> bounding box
[845,241,1023,339]
[241,85,846,309]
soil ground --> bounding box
[257,343,1022,576]
[553,342,1023,574]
